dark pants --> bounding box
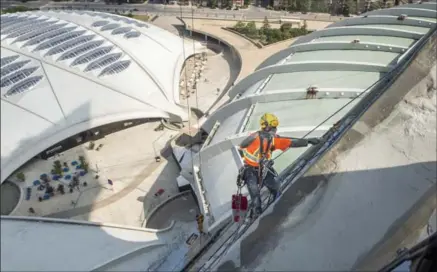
[244,166,279,215]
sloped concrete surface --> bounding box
[214,28,436,272]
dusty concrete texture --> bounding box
[215,28,437,271]
[8,121,184,226]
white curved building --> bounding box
[1,10,202,183]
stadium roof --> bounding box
[191,2,437,230]
[0,10,202,183]
[1,216,176,271]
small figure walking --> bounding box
[108,179,113,191]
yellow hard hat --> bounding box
[260,113,279,129]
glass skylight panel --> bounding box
[101,23,120,31]
[111,27,132,35]
[13,23,68,43]
[99,60,131,77]
[6,20,55,39]
[57,40,104,61]
[4,76,43,97]
[45,35,95,56]
[1,55,20,67]
[92,20,109,27]
[1,67,39,88]
[109,15,121,21]
[70,46,113,66]
[1,16,21,27]
[1,17,40,35]
[135,22,149,28]
[1,60,31,77]
[34,30,86,52]
[24,26,77,47]
[84,52,122,72]
[124,31,141,39]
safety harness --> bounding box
[257,132,274,187]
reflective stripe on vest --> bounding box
[242,137,276,165]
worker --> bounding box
[238,113,323,218]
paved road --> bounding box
[30,2,342,22]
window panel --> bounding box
[1,60,31,77]
[24,26,77,47]
[101,23,120,31]
[111,27,132,35]
[4,76,44,97]
[92,20,109,27]
[57,40,104,61]
[99,60,131,77]
[84,52,123,72]
[6,20,55,39]
[34,30,86,52]
[124,31,141,39]
[1,67,39,88]
[71,46,113,66]
[1,17,40,35]
[1,55,20,68]
[45,35,95,56]
[13,23,68,44]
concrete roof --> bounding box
[194,3,436,230]
[0,216,176,271]
[0,10,202,183]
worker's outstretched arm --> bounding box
[239,132,258,148]
[275,136,322,150]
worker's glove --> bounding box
[308,137,322,145]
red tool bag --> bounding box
[232,187,248,223]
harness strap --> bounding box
[258,132,273,186]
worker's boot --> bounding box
[249,206,263,220]
[268,190,281,204]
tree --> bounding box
[261,16,271,34]
[296,0,309,13]
[245,21,258,38]
[234,21,247,32]
[209,0,217,8]
[16,172,25,182]
[280,22,293,33]
[53,160,63,176]
[78,156,89,173]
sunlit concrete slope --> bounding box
[0,216,178,271]
[213,11,437,272]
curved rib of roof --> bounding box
[191,3,437,231]
[1,10,198,183]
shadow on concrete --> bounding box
[0,181,20,215]
[146,191,200,229]
[226,161,437,271]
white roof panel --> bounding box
[1,10,198,183]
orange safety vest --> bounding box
[241,134,275,167]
